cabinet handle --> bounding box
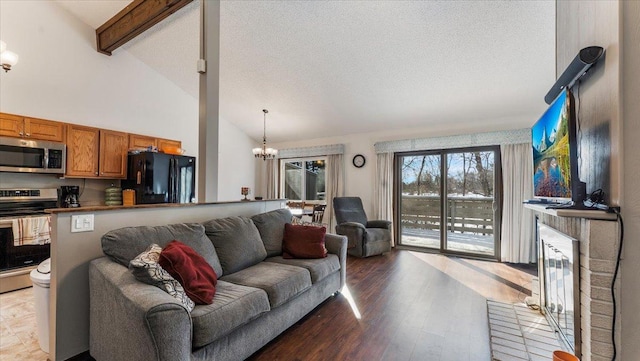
[95,172,99,175]
[19,132,24,136]
[25,133,31,137]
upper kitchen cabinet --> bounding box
[99,129,128,178]
[66,125,128,178]
[0,112,65,142]
[158,138,182,152]
[129,134,157,150]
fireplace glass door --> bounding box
[539,223,580,355]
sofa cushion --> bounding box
[264,254,340,284]
[159,240,218,305]
[282,223,327,259]
[203,216,267,275]
[129,243,195,312]
[251,208,292,257]
[220,262,311,308]
[190,280,270,348]
[101,223,223,277]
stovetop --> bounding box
[0,188,58,218]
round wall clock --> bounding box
[352,154,366,168]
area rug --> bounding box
[487,300,565,361]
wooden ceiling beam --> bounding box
[96,0,193,55]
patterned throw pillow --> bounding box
[129,244,195,312]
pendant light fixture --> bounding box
[252,109,277,160]
[0,40,19,72]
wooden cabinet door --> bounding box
[24,117,65,142]
[129,134,157,149]
[99,130,128,178]
[0,113,24,138]
[158,138,181,152]
[66,125,100,177]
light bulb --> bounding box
[1,50,19,67]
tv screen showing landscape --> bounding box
[532,89,572,199]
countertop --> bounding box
[46,199,286,214]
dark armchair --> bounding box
[333,197,392,257]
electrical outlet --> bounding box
[71,214,94,233]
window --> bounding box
[280,157,326,201]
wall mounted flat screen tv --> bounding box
[531,89,579,202]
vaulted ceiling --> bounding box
[54,0,556,143]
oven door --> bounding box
[0,218,51,271]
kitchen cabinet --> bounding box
[129,134,157,149]
[66,125,128,178]
[99,130,129,178]
[158,138,182,152]
[0,112,65,142]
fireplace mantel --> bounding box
[524,203,617,221]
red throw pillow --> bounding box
[282,223,327,259]
[159,240,218,304]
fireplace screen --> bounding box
[539,223,580,355]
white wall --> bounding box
[267,118,532,217]
[217,116,258,201]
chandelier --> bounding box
[252,109,278,160]
[0,40,19,72]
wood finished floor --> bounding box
[0,250,533,361]
[248,250,533,361]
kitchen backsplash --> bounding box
[0,172,119,207]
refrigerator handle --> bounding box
[173,158,178,203]
[169,157,175,203]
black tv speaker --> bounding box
[545,46,604,104]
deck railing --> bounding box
[400,195,494,235]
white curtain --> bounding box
[266,158,277,199]
[323,154,344,231]
[500,143,535,263]
[374,152,395,246]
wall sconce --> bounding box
[0,40,19,72]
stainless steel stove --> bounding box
[0,188,57,293]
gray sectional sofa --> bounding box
[89,208,347,361]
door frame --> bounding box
[393,145,502,261]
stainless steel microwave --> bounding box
[0,136,66,174]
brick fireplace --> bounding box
[527,206,620,361]
[528,206,620,361]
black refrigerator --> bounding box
[122,152,196,204]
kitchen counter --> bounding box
[46,199,286,214]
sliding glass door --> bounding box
[396,146,501,259]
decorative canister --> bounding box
[122,189,136,206]
[105,184,123,206]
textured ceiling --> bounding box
[54,0,556,143]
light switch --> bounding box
[71,214,94,233]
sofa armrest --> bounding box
[89,257,192,361]
[324,233,347,290]
[366,220,392,230]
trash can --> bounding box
[30,258,51,353]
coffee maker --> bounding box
[59,186,80,208]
